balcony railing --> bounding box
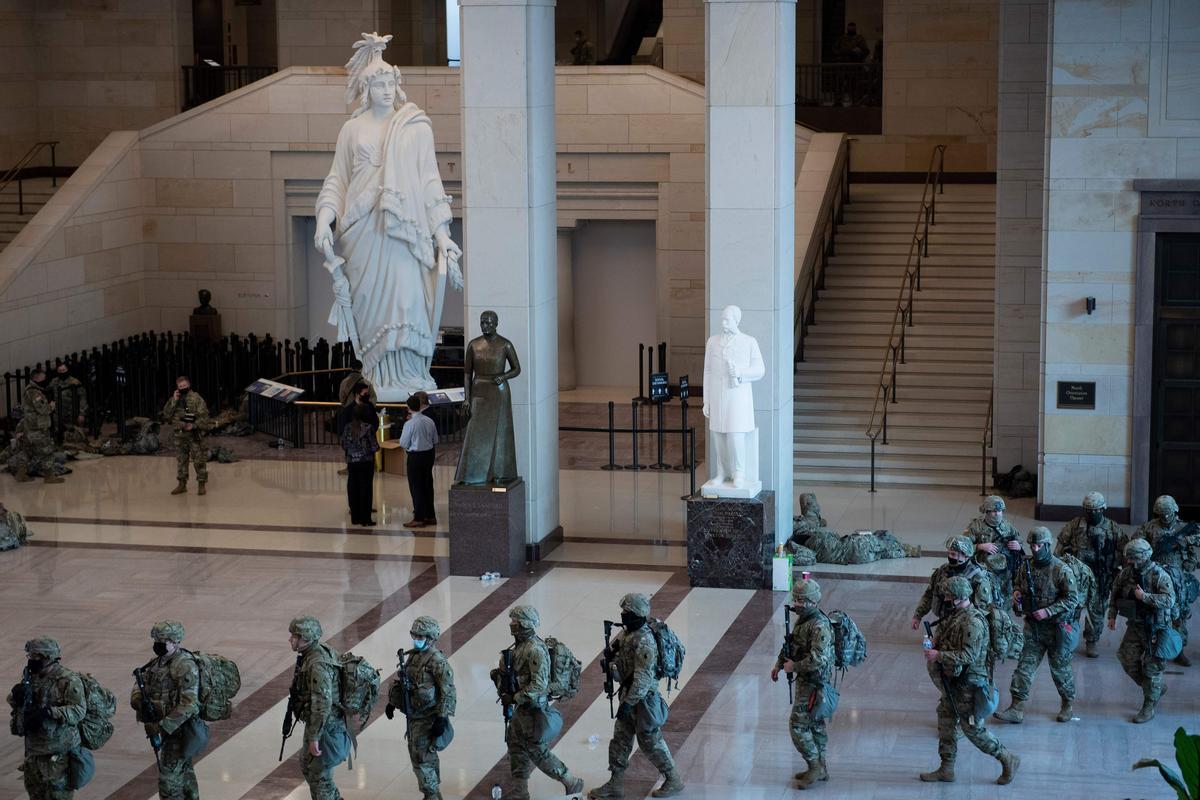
[795,63,882,134]
[181,65,278,110]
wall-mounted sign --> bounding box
[650,372,670,401]
[1056,381,1096,409]
[1141,192,1200,216]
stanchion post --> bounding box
[649,400,668,470]
[634,344,648,403]
[673,398,689,470]
[601,400,620,471]
[625,400,646,470]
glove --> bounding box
[431,716,448,739]
[617,701,636,721]
[385,704,395,720]
[23,705,49,733]
[144,721,162,738]
[9,684,26,707]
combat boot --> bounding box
[171,480,187,495]
[797,759,829,789]
[42,474,64,484]
[14,466,31,482]
[993,699,1025,724]
[651,769,684,798]
[1132,698,1157,723]
[1174,651,1191,667]
[561,772,584,796]
[919,759,955,782]
[589,770,625,799]
[506,778,531,800]
[197,482,207,496]
[1056,698,1075,722]
[996,751,1020,785]
[1085,640,1099,658]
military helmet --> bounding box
[945,535,973,558]
[619,593,651,617]
[1125,539,1153,560]
[945,576,973,600]
[1153,495,1179,516]
[1082,491,1107,511]
[24,636,60,660]
[792,579,821,604]
[289,615,323,643]
[150,620,185,644]
[800,492,821,515]
[980,495,1006,513]
[509,605,540,629]
[1026,526,1053,547]
[410,615,441,641]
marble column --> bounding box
[705,0,795,541]
[460,0,559,545]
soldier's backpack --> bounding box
[1158,563,1189,623]
[75,671,117,750]
[986,605,1024,661]
[544,637,582,701]
[647,619,686,692]
[337,651,381,730]
[183,649,242,722]
[1059,552,1098,620]
[824,610,867,671]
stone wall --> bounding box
[277,0,388,68]
[662,0,704,83]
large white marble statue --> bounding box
[315,33,463,402]
[702,305,765,497]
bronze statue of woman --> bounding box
[455,310,521,485]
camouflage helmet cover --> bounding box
[410,615,441,641]
[289,615,323,643]
[1082,491,1107,511]
[509,605,540,629]
[24,636,61,660]
[1125,538,1153,559]
[1026,526,1053,546]
[980,495,1006,513]
[619,593,651,617]
[150,620,185,643]
[792,578,821,603]
[945,535,974,558]
[945,576,973,600]
[800,492,821,515]
[1153,495,1179,516]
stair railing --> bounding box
[863,144,946,492]
[0,141,59,216]
[794,135,851,362]
[981,383,994,495]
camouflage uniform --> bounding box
[131,621,203,800]
[590,593,681,799]
[392,616,455,800]
[1056,492,1126,655]
[775,579,834,789]
[289,616,347,800]
[47,373,89,447]
[11,383,61,480]
[1133,495,1199,660]
[966,497,1022,610]
[914,537,995,623]
[1,503,32,550]
[162,391,210,489]
[786,494,919,563]
[995,528,1078,723]
[7,637,87,800]
[491,607,581,800]
[921,579,1019,785]
[1109,539,1176,722]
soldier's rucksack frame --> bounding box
[647,619,686,693]
[821,610,867,684]
[544,637,582,701]
[181,649,242,722]
[336,650,381,730]
[75,671,117,750]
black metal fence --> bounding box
[181,65,277,110]
[796,62,882,107]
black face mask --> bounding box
[359,394,370,403]
[33,377,47,388]
[26,659,45,674]
[1033,547,1052,565]
[57,369,69,380]
[620,612,646,631]
[153,642,169,657]
[178,387,190,397]
[1085,509,1104,526]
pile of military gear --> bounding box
[0,504,32,551]
[97,418,162,456]
[994,465,1037,498]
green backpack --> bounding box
[986,606,1024,662]
[544,637,582,701]
[75,671,117,750]
[183,650,242,722]
[825,610,867,670]
[337,651,380,730]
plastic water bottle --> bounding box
[922,635,933,650]
[492,784,503,799]
[587,734,600,749]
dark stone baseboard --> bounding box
[527,525,564,562]
[849,171,997,184]
[1036,503,1132,525]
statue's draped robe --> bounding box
[317,103,453,397]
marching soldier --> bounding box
[131,621,203,799]
[1108,539,1176,722]
[287,616,350,800]
[772,578,834,790]
[6,637,87,800]
[386,616,455,800]
[966,496,1022,609]
[1056,491,1126,657]
[1133,495,1199,666]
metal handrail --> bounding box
[794,135,851,362]
[863,144,946,491]
[980,384,994,496]
[0,141,59,216]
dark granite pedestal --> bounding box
[448,479,526,576]
[686,491,774,589]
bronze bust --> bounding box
[193,289,218,316]
[454,310,520,485]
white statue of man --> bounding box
[702,304,765,495]
[314,33,463,402]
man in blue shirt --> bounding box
[400,391,438,527]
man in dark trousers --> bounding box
[400,391,438,528]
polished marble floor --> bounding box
[1,456,1191,800]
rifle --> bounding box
[278,660,300,762]
[1090,526,1117,602]
[923,621,958,720]
[780,605,796,704]
[393,648,412,739]
[132,667,162,769]
[1022,557,1040,645]
[999,530,1022,597]
[1152,521,1199,563]
[15,666,33,737]
[498,648,517,735]
[601,621,618,719]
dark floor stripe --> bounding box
[26,514,444,538]
[808,570,927,585]
[28,539,436,562]
[464,568,694,800]
[103,562,445,800]
[564,535,687,547]
[623,587,783,798]
[238,562,559,800]
[546,560,684,572]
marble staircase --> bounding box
[0,177,61,250]
[794,182,996,487]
